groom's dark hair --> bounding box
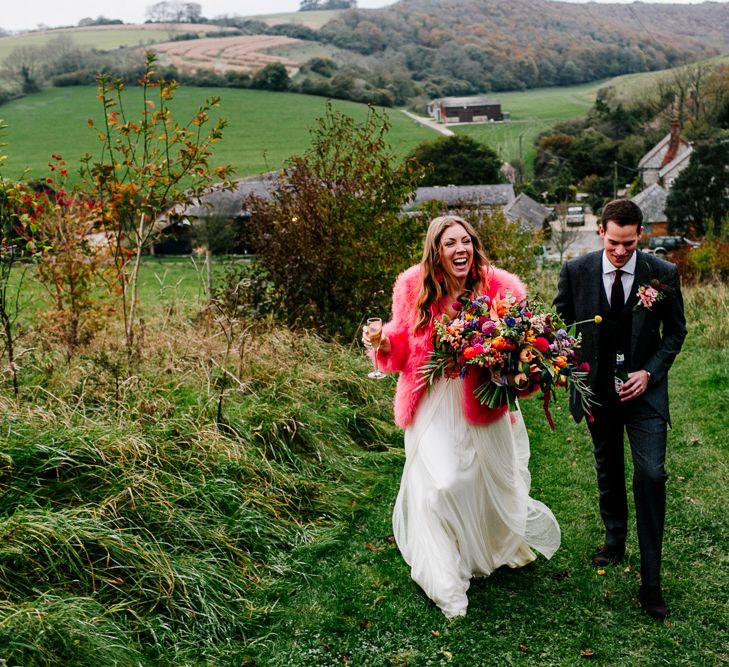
[601,199,643,230]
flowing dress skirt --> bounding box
[393,379,561,617]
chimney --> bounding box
[660,119,681,170]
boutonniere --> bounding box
[634,279,668,310]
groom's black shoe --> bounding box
[591,544,625,566]
[639,585,669,620]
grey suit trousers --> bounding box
[587,395,667,587]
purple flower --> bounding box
[504,317,516,327]
[482,321,496,335]
[556,328,567,339]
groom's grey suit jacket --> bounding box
[553,250,687,424]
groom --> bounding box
[553,199,687,620]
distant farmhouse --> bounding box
[427,96,504,124]
[638,120,693,190]
[633,120,693,236]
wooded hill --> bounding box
[315,0,729,95]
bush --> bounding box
[407,135,503,186]
[673,240,729,283]
[52,70,98,86]
[251,63,290,91]
[210,259,280,322]
[246,103,425,339]
[302,57,338,77]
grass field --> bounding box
[254,9,342,29]
[0,62,719,182]
[0,86,435,180]
[0,260,726,665]
[453,80,607,173]
[0,25,233,63]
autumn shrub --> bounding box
[82,52,233,352]
[246,103,424,339]
[673,239,729,283]
[33,159,115,359]
[0,161,46,399]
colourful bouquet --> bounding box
[418,292,597,429]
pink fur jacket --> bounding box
[376,263,527,429]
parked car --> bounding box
[647,236,700,256]
[566,205,585,226]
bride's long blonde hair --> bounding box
[414,215,489,331]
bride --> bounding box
[363,215,560,618]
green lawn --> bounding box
[243,279,728,666]
[454,81,607,173]
[0,26,229,62]
[0,86,435,181]
[0,261,726,665]
[255,9,342,28]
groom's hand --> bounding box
[619,370,651,402]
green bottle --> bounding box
[614,350,628,393]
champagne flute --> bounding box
[367,317,386,379]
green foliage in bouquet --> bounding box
[418,292,596,428]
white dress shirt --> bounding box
[602,252,636,309]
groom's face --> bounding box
[599,220,642,269]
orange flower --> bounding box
[490,293,511,320]
[554,356,568,368]
[491,336,508,351]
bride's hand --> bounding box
[361,326,391,353]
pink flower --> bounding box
[635,282,667,310]
[533,337,550,353]
[578,362,590,372]
[638,286,659,309]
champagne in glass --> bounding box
[367,317,386,379]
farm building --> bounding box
[155,180,517,254]
[631,183,669,237]
[405,184,515,211]
[638,120,692,188]
[153,173,280,255]
[504,193,554,231]
[427,96,504,124]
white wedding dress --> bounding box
[393,379,561,618]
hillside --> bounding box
[317,0,729,93]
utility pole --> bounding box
[518,134,524,183]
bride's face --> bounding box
[438,223,473,285]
